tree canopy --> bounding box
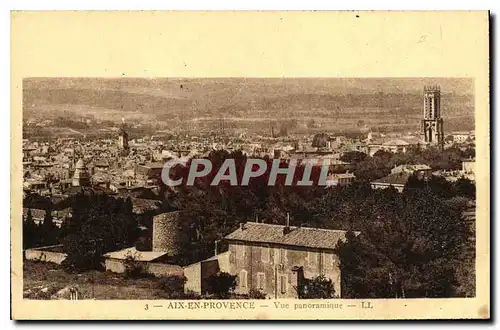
[335,187,470,298]
[61,193,138,272]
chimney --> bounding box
[214,240,218,256]
[240,223,245,231]
[283,213,291,235]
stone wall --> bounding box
[152,211,182,255]
[184,263,202,293]
[183,253,230,294]
[147,262,183,277]
[25,245,67,265]
[104,258,183,278]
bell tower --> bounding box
[118,117,129,150]
[421,85,444,150]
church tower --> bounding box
[118,118,129,150]
[421,85,444,150]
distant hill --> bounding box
[23,78,475,134]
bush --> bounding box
[205,272,237,299]
[183,289,201,300]
[158,275,187,298]
[123,251,149,279]
[248,288,266,299]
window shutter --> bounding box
[257,273,265,290]
[280,275,287,294]
[240,270,248,288]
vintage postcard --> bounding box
[11,11,490,320]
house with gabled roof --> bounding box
[219,220,358,299]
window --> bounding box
[280,249,287,264]
[323,253,334,269]
[261,246,270,263]
[307,251,319,267]
[280,275,287,294]
[274,248,286,264]
[274,248,280,264]
[257,272,266,290]
[239,270,248,288]
[236,245,246,259]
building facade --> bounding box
[71,158,90,187]
[224,222,355,298]
[421,85,444,150]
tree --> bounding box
[340,151,368,164]
[41,206,57,246]
[335,189,470,298]
[296,275,336,299]
[372,150,393,163]
[462,147,475,159]
[120,197,138,247]
[23,209,39,249]
[353,156,391,182]
[454,178,476,199]
[426,175,455,199]
[61,192,137,272]
[205,272,237,298]
[61,236,104,273]
[312,133,329,148]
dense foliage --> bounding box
[205,272,238,298]
[296,275,336,299]
[23,208,61,249]
[60,194,139,272]
[158,275,188,299]
[335,185,471,298]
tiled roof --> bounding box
[54,208,71,218]
[94,161,109,167]
[393,164,432,172]
[224,222,358,250]
[383,139,410,146]
[371,172,411,186]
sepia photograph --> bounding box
[20,77,476,301]
[10,11,490,320]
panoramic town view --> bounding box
[22,78,475,300]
